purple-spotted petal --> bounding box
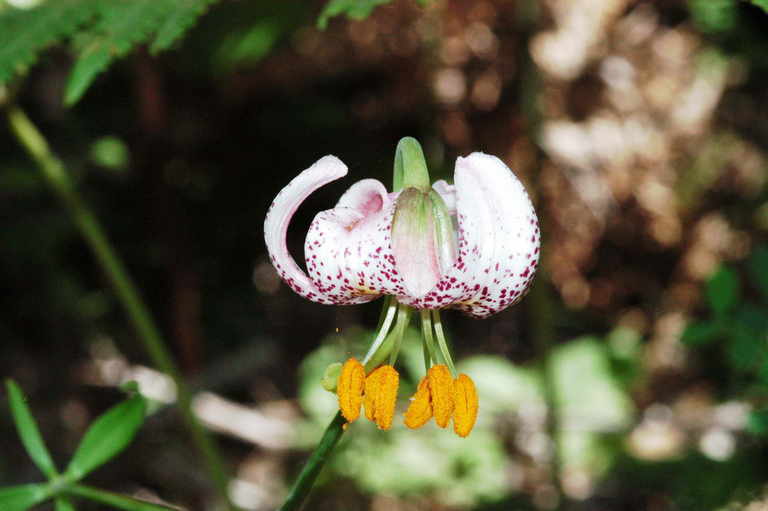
[452,153,539,317]
[401,153,540,317]
[304,180,406,303]
[264,155,350,304]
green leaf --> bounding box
[67,484,176,511]
[317,0,392,29]
[688,0,738,33]
[748,244,768,302]
[727,303,768,371]
[64,0,178,106]
[64,394,146,481]
[0,484,50,511]
[706,265,740,316]
[5,380,58,479]
[681,320,723,346]
[747,408,768,435]
[0,0,98,85]
[150,0,221,54]
[56,497,77,511]
[750,0,768,14]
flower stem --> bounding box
[362,298,397,366]
[5,104,235,510]
[431,310,456,375]
[277,412,346,511]
[419,309,438,371]
[387,304,412,366]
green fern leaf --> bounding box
[317,0,392,29]
[0,0,97,85]
[150,0,222,54]
[64,0,177,106]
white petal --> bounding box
[263,155,349,304]
[432,179,457,216]
[402,153,540,316]
[452,153,540,317]
[305,181,406,304]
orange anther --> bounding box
[364,365,399,430]
[452,373,478,437]
[427,364,454,428]
[337,358,365,423]
[404,376,432,429]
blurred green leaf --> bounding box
[55,496,77,511]
[459,355,544,414]
[317,0,392,29]
[5,379,58,479]
[706,266,740,316]
[748,244,768,302]
[747,408,768,435]
[149,0,221,54]
[688,0,738,33]
[0,484,49,511]
[211,19,283,72]
[682,320,723,346]
[750,0,768,13]
[552,337,634,431]
[727,304,768,371]
[0,0,97,85]
[89,136,129,171]
[551,338,633,477]
[64,0,178,106]
[64,394,146,481]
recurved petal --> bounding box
[304,181,406,303]
[407,153,539,316]
[451,153,540,317]
[264,156,349,304]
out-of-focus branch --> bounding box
[5,103,236,511]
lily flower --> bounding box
[264,138,540,437]
[264,148,540,319]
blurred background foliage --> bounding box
[2,0,768,510]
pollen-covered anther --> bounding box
[427,364,455,428]
[364,365,399,430]
[452,373,478,437]
[337,358,365,423]
[404,376,432,429]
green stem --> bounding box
[387,304,412,366]
[362,298,397,366]
[419,309,438,371]
[66,485,176,511]
[5,105,234,510]
[431,310,455,375]
[278,412,346,511]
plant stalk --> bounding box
[277,412,346,511]
[5,104,234,510]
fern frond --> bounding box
[64,0,178,106]
[317,0,392,29]
[0,0,97,85]
[150,0,221,54]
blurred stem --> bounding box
[67,485,176,511]
[278,412,346,511]
[5,104,235,511]
[518,0,563,505]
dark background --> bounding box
[3,0,768,509]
